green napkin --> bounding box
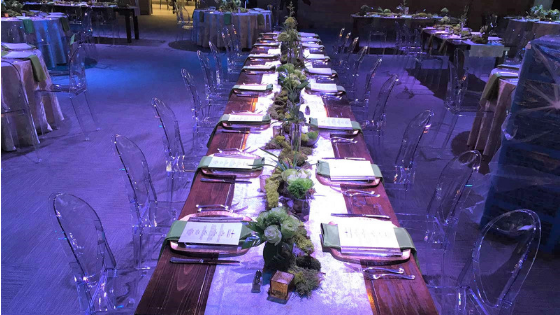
[232,84,273,92]
[1,51,47,82]
[1,43,35,50]
[199,11,205,23]
[224,12,232,25]
[160,220,254,257]
[257,13,265,26]
[60,17,70,32]
[309,117,362,132]
[69,34,75,45]
[480,73,518,104]
[198,155,265,170]
[317,160,383,182]
[16,17,35,34]
[206,114,271,147]
[321,223,419,267]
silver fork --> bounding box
[367,273,415,280]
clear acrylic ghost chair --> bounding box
[344,46,368,99]
[332,30,350,70]
[350,57,382,106]
[431,209,541,315]
[112,134,173,270]
[176,3,194,41]
[1,61,42,162]
[366,20,387,55]
[360,74,399,142]
[221,29,244,75]
[431,61,478,149]
[396,151,482,285]
[330,27,345,55]
[336,37,359,74]
[381,109,434,192]
[197,50,230,103]
[152,98,196,207]
[49,192,140,314]
[35,44,99,141]
[181,68,224,153]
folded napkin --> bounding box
[198,155,265,170]
[220,113,271,124]
[306,67,334,75]
[497,64,521,71]
[224,12,232,25]
[320,223,418,266]
[248,53,279,58]
[305,54,330,60]
[299,32,318,37]
[199,11,205,22]
[1,43,35,50]
[242,64,276,71]
[60,17,70,32]
[16,16,35,34]
[257,13,264,26]
[232,84,273,92]
[267,48,281,55]
[1,50,46,82]
[254,42,280,46]
[317,160,383,181]
[308,82,344,93]
[302,43,324,49]
[309,117,361,131]
[480,72,519,105]
[160,220,254,257]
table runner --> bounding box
[205,71,373,313]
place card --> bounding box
[208,156,255,169]
[249,53,278,58]
[228,114,266,122]
[304,53,328,60]
[309,82,337,93]
[267,48,281,55]
[235,84,270,91]
[337,219,400,253]
[299,32,318,37]
[300,37,319,42]
[243,64,274,70]
[324,159,375,180]
[302,42,323,48]
[306,67,333,75]
[179,221,242,246]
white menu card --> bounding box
[316,117,353,129]
[325,159,375,181]
[337,219,400,252]
[208,156,254,169]
[179,221,242,245]
[228,114,265,122]
[309,83,338,93]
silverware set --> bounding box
[331,213,389,220]
[200,178,252,184]
[345,264,415,280]
[170,257,240,265]
[330,136,357,144]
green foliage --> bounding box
[441,7,449,15]
[2,0,25,16]
[288,266,321,296]
[528,5,560,21]
[296,255,321,271]
[287,178,314,200]
[218,0,242,12]
[293,227,314,254]
[264,172,282,208]
[307,131,318,140]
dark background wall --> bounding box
[258,0,536,30]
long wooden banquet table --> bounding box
[135,34,438,315]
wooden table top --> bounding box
[135,38,439,315]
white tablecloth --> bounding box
[193,9,272,49]
[1,16,69,69]
[1,50,63,151]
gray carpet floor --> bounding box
[2,5,559,315]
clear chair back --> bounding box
[445,62,468,113]
[368,74,398,125]
[467,209,541,313]
[427,151,482,234]
[152,98,185,159]
[197,50,216,93]
[333,27,345,53]
[69,45,88,94]
[49,192,117,312]
[112,134,157,227]
[394,109,433,168]
[1,61,31,114]
[363,58,383,99]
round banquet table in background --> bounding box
[1,16,69,69]
[352,14,438,47]
[193,9,272,49]
[467,74,517,159]
[503,19,560,54]
[1,50,64,151]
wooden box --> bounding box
[268,271,294,300]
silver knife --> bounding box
[201,178,252,184]
[331,213,391,220]
[170,257,240,265]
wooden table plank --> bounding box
[136,37,438,315]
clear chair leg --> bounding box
[83,91,100,130]
[70,96,90,141]
[442,114,459,148]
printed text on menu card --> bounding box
[317,117,353,130]
[228,114,264,122]
[208,156,254,169]
[179,222,243,246]
[338,220,400,250]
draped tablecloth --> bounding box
[503,18,560,47]
[1,50,64,151]
[204,73,374,314]
[193,9,272,49]
[1,15,69,69]
[467,72,517,158]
